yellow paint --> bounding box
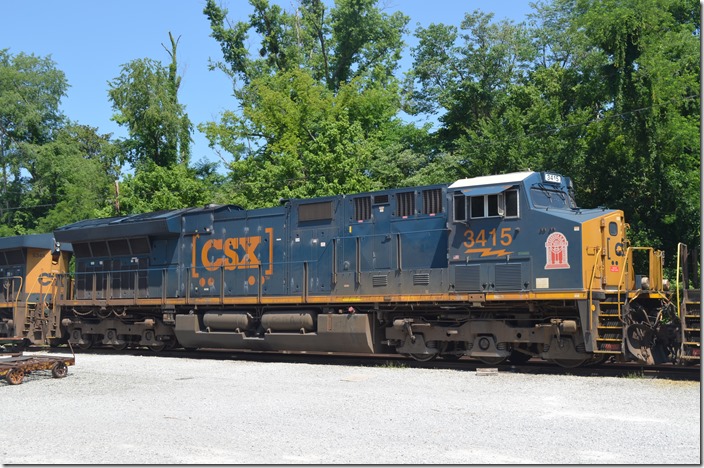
[62,290,593,308]
[582,211,633,291]
[23,247,70,301]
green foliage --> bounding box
[201,0,423,206]
[0,50,68,234]
[108,38,192,168]
[405,0,699,268]
[572,0,700,257]
[115,161,216,214]
[26,124,118,232]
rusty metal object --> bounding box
[0,354,75,385]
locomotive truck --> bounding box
[0,171,700,367]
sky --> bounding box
[1,0,537,170]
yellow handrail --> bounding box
[676,242,685,319]
[587,247,603,331]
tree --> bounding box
[201,0,425,207]
[108,32,192,168]
[26,124,118,232]
[572,0,700,256]
[406,11,537,154]
[406,0,699,268]
[115,161,216,214]
[0,49,68,233]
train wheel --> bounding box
[550,358,588,368]
[51,362,68,378]
[407,353,437,362]
[148,341,166,353]
[477,356,508,365]
[112,342,128,351]
[6,368,24,385]
[508,350,532,364]
[163,337,177,350]
[77,336,93,350]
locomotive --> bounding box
[0,171,700,367]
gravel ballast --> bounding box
[1,351,700,464]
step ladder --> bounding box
[677,243,700,364]
[680,289,700,363]
[594,298,624,355]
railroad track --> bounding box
[23,345,700,382]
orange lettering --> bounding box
[224,238,239,267]
[241,236,261,266]
[202,239,224,271]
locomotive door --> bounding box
[600,212,627,288]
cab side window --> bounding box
[504,189,519,218]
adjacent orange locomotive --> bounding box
[1,171,700,367]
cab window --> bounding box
[455,188,519,221]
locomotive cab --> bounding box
[444,171,680,365]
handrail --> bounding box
[676,242,685,319]
[587,247,603,330]
[12,276,24,304]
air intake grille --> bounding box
[354,197,372,221]
[422,188,442,214]
[397,192,415,217]
[299,201,333,222]
[413,273,430,286]
[495,264,522,291]
[372,275,388,287]
[455,265,481,292]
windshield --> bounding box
[531,187,577,210]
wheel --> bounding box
[6,368,24,385]
[111,340,128,351]
[550,358,589,368]
[148,341,166,353]
[77,335,92,350]
[477,356,508,365]
[51,362,68,378]
[407,353,437,362]
[508,350,532,364]
[162,336,178,350]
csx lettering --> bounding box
[202,236,261,271]
[464,228,513,251]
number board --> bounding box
[542,172,562,184]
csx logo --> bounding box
[201,236,261,271]
[191,228,274,287]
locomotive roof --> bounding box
[0,233,72,252]
[448,171,535,189]
[54,205,243,242]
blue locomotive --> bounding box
[1,171,699,367]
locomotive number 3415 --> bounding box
[463,228,513,250]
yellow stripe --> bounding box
[59,290,591,308]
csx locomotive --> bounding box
[0,171,700,367]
